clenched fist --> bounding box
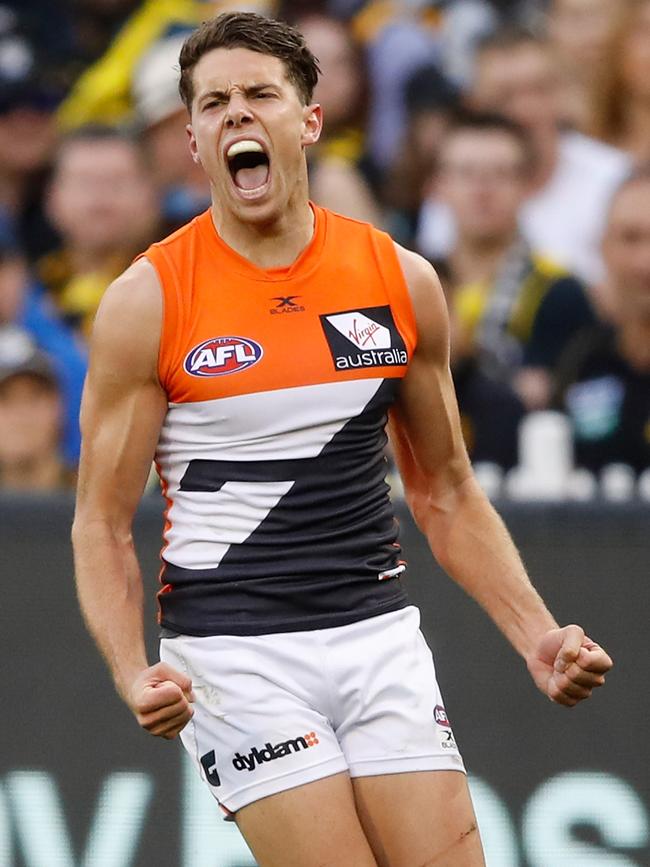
[527,624,613,707]
[127,661,195,738]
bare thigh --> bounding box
[235,771,378,867]
[352,770,485,867]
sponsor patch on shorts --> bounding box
[233,732,320,772]
[434,704,458,751]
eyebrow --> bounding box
[199,83,277,105]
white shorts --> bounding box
[160,605,465,815]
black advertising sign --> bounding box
[1,497,648,866]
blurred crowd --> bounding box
[0,0,649,495]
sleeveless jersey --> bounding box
[140,205,417,636]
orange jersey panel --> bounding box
[138,205,417,402]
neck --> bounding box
[620,98,650,161]
[0,453,65,491]
[210,181,315,269]
[449,230,517,287]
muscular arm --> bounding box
[72,259,193,737]
[391,247,612,705]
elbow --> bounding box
[71,512,134,552]
[404,470,481,538]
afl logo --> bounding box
[184,336,263,377]
[434,705,450,727]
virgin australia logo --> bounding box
[320,305,408,371]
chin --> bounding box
[223,176,288,226]
[230,196,283,226]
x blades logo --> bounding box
[184,335,263,377]
[433,704,458,751]
[269,295,305,315]
[320,305,407,371]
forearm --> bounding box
[414,476,557,660]
[72,517,149,702]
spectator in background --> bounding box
[133,32,210,233]
[435,114,595,410]
[546,0,619,131]
[353,2,442,170]
[589,0,650,164]
[555,168,650,474]
[383,64,461,247]
[0,19,61,261]
[418,27,630,286]
[447,298,525,470]
[0,325,72,491]
[295,13,382,225]
[15,0,143,98]
[56,0,200,131]
[0,218,86,467]
[39,125,159,337]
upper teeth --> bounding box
[227,140,264,159]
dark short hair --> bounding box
[440,111,537,176]
[178,12,321,110]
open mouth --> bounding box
[226,140,270,193]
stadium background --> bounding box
[1,0,649,864]
[3,497,649,866]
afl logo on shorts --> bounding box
[434,705,450,727]
[184,336,263,377]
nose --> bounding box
[225,94,253,129]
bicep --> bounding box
[389,249,472,505]
[75,261,166,530]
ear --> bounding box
[301,103,323,148]
[187,123,201,165]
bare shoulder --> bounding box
[392,242,449,356]
[90,257,162,385]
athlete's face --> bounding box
[187,47,322,224]
[602,180,650,319]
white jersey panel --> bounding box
[164,481,295,570]
[157,378,384,570]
